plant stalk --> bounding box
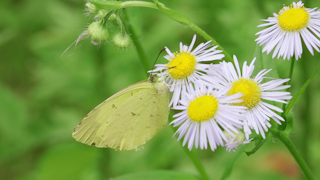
[123,9,150,74]
[287,57,295,88]
[182,147,211,180]
[273,132,314,180]
[92,0,232,62]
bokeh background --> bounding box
[1,0,320,179]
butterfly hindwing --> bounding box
[101,88,168,150]
[72,78,169,150]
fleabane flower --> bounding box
[211,55,292,139]
[255,1,320,60]
[149,34,225,107]
[170,84,247,151]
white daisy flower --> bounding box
[223,131,252,152]
[170,84,247,151]
[211,55,292,139]
[255,1,320,60]
[149,34,225,107]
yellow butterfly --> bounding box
[72,74,170,150]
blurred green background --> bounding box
[1,0,320,180]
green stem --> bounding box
[89,0,158,9]
[188,23,232,62]
[90,0,233,62]
[122,1,158,9]
[98,149,112,179]
[125,10,210,176]
[273,132,314,180]
[94,48,112,179]
[299,0,310,160]
[95,46,107,98]
[287,57,295,87]
[169,110,210,180]
[182,147,210,180]
[220,146,245,180]
[300,48,312,166]
[279,57,295,130]
[123,10,150,75]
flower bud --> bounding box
[112,33,131,48]
[95,9,108,19]
[85,2,97,14]
[87,21,110,43]
[108,13,118,22]
[224,131,252,152]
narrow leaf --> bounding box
[220,146,244,180]
[112,170,201,180]
[245,136,271,156]
[153,0,192,26]
[285,65,319,116]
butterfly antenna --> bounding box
[150,48,166,77]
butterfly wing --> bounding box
[72,78,169,150]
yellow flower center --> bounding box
[227,78,261,109]
[167,51,196,79]
[278,5,309,31]
[187,95,218,122]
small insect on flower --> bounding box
[255,1,320,60]
[149,34,225,107]
[170,84,247,151]
[210,55,292,139]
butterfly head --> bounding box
[148,74,162,83]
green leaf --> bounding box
[37,143,101,180]
[153,0,192,26]
[0,83,28,140]
[245,135,270,156]
[112,170,201,180]
[285,65,319,116]
[280,64,319,133]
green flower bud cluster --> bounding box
[84,2,131,48]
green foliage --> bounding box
[38,143,101,180]
[153,0,192,26]
[1,0,320,180]
[112,170,201,180]
[285,65,319,117]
